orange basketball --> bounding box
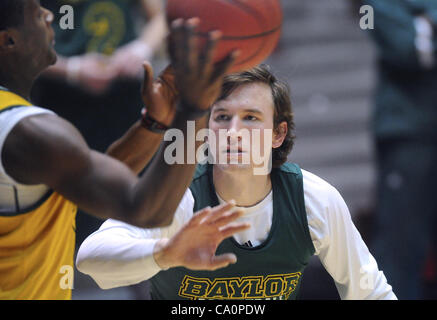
[166,0,283,73]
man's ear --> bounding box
[0,31,16,51]
[272,121,288,149]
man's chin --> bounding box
[36,52,58,78]
[215,162,253,172]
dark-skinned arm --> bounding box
[2,19,237,228]
[106,64,178,175]
[2,110,205,228]
[106,120,162,175]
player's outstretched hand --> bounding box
[168,18,239,113]
[141,63,178,127]
[154,202,250,271]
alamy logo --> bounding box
[59,265,74,290]
[360,5,374,30]
[59,5,74,30]
[163,123,274,175]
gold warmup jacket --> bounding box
[0,89,77,300]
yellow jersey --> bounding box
[0,88,77,300]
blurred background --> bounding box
[31,0,436,299]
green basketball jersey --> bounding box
[149,163,315,300]
[41,0,139,56]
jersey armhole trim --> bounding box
[0,104,29,115]
[0,189,54,217]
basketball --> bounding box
[166,0,283,73]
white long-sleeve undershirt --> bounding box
[76,169,397,300]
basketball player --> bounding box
[0,0,241,299]
[76,64,397,300]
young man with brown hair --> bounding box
[77,65,397,300]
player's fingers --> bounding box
[213,209,244,227]
[206,201,236,223]
[158,65,179,104]
[191,206,212,224]
[209,50,240,84]
[208,253,237,270]
[184,18,200,72]
[159,65,176,90]
[199,30,222,77]
[219,223,251,239]
[160,64,175,78]
[168,19,185,69]
[141,61,154,97]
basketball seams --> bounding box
[194,26,281,41]
[213,0,281,67]
[194,28,280,67]
[207,0,282,38]
[168,0,282,39]
[225,0,267,26]
[167,0,282,71]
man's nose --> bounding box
[44,8,54,25]
[228,117,243,134]
[227,118,243,139]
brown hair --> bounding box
[215,65,295,168]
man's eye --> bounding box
[244,115,258,121]
[215,114,230,121]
